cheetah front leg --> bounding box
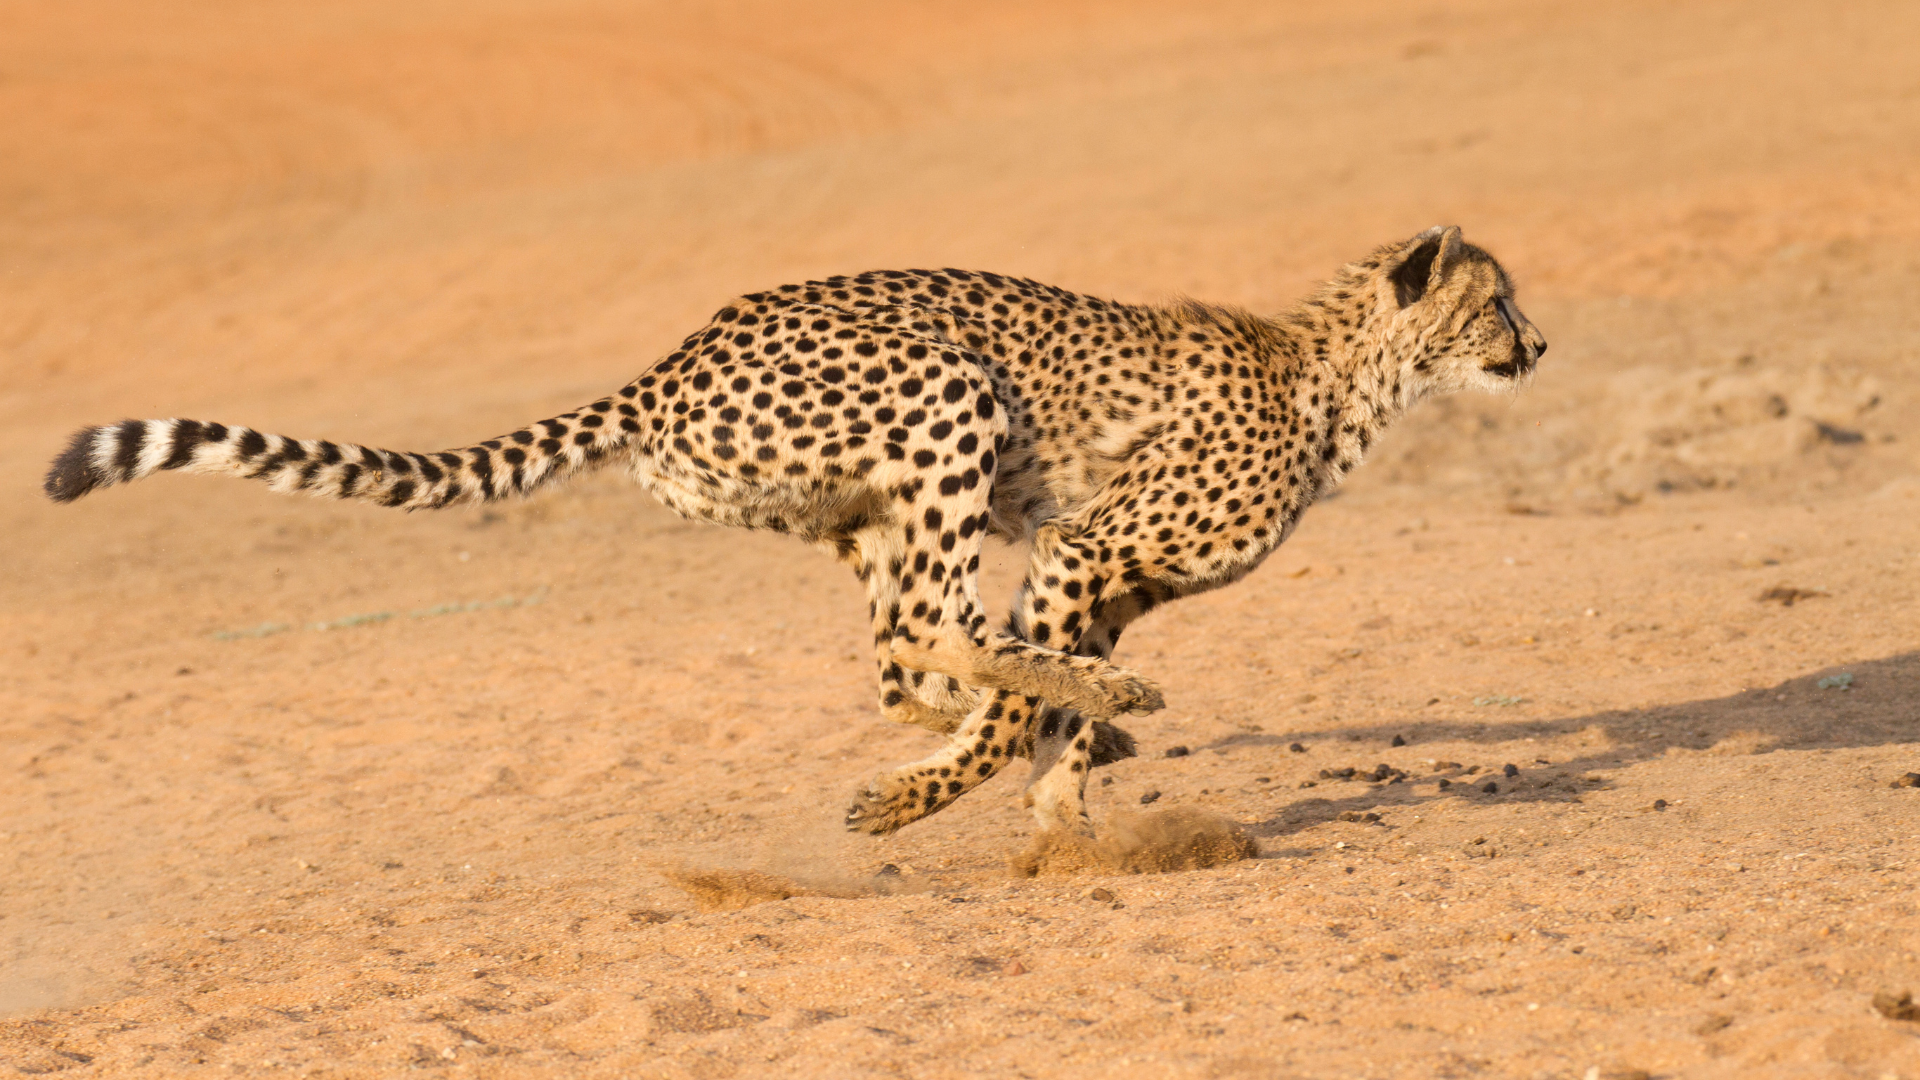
[1021,589,1155,833]
[1000,522,1159,833]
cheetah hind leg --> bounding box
[844,690,1040,835]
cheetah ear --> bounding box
[1389,225,1465,307]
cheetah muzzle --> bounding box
[45,225,1545,838]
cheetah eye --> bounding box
[1493,296,1518,332]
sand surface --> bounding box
[4,1,1920,1076]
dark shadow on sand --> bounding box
[1229,650,1918,840]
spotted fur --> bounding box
[45,226,1544,837]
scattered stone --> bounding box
[1164,745,1190,758]
[1465,765,1482,775]
[1432,761,1461,772]
[1816,672,1853,690]
[1338,811,1383,824]
[877,863,902,876]
[1481,781,1499,794]
[1892,773,1920,789]
[1391,734,1407,747]
[1502,763,1520,778]
[1255,776,1272,784]
[1100,775,1114,786]
[1758,585,1825,606]
[1087,887,1116,903]
[1289,742,1307,753]
[1139,790,1162,805]
[1814,421,1865,444]
[1692,1013,1734,1036]
[1298,780,1317,788]
[1004,960,1028,976]
[1651,799,1669,811]
[1873,990,1919,1021]
[1437,779,1452,790]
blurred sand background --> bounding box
[3,1,1918,1076]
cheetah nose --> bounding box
[1533,339,1547,359]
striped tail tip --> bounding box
[44,425,111,503]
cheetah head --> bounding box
[1379,225,1546,395]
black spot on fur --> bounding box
[111,419,146,477]
[161,420,204,469]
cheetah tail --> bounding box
[42,391,643,509]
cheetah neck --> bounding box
[1273,279,1414,488]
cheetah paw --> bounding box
[843,774,928,836]
[1024,781,1096,837]
[1096,666,1166,718]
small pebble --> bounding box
[1651,799,1668,811]
[1437,778,1452,790]
[1502,763,1519,778]
[1432,760,1461,772]
[1390,734,1407,747]
[1087,887,1116,903]
[1289,742,1306,753]
[1872,990,1919,1021]
[1465,765,1481,775]
[1165,745,1190,759]
[1692,1013,1734,1035]
[1139,790,1162,805]
[1481,781,1499,794]
[1892,773,1920,789]
[1298,780,1317,788]
[1255,776,1271,784]
[1100,776,1114,786]
[1004,960,1028,976]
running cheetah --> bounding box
[44,226,1545,837]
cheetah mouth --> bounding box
[1483,337,1538,380]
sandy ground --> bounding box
[4,1,1920,1076]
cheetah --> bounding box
[44,226,1545,837]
